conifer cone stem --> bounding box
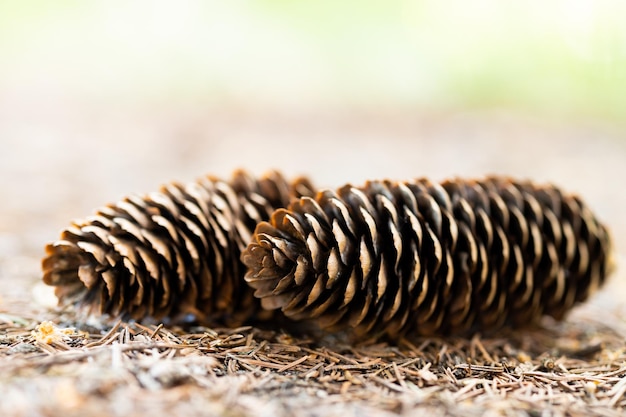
[42,170,316,325]
[242,177,613,338]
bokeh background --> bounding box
[1,0,626,306]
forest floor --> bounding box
[1,108,626,416]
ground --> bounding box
[1,108,626,416]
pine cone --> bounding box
[42,170,316,325]
[242,177,613,338]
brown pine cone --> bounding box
[242,177,613,338]
[42,170,316,325]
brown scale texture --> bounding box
[242,177,613,338]
[42,170,316,325]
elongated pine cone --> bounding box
[42,170,316,325]
[242,177,613,338]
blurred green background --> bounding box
[2,0,626,252]
[1,0,625,122]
